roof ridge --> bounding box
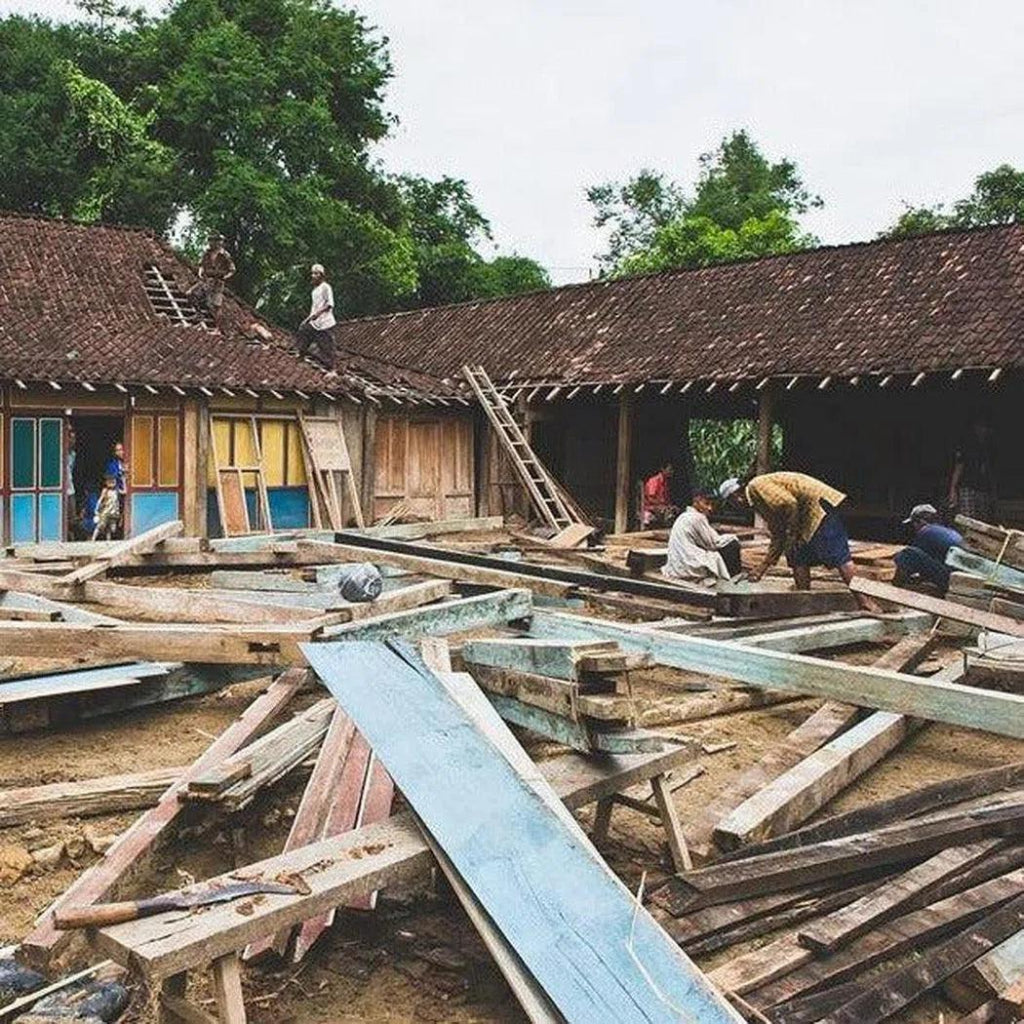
[333,220,1024,329]
[0,207,163,240]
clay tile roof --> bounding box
[330,224,1024,386]
[0,213,456,401]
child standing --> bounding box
[92,475,121,541]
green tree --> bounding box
[0,0,549,323]
[0,17,176,225]
[476,255,551,297]
[589,130,820,275]
[881,164,1024,238]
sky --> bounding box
[5,0,1024,284]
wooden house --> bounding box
[0,214,475,542]
[332,224,1024,536]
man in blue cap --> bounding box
[893,504,963,594]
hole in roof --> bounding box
[143,265,215,329]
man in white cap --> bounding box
[719,471,882,612]
[297,264,336,369]
[893,504,963,594]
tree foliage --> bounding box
[589,130,821,276]
[881,164,1024,238]
[0,0,548,323]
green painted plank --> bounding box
[947,547,1024,594]
[319,589,532,641]
[461,637,614,681]
[304,639,743,1023]
[527,611,1024,739]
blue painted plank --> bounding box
[0,662,172,703]
[131,492,180,535]
[10,494,37,544]
[37,492,62,542]
[268,486,310,529]
[303,639,742,1024]
[947,546,1024,594]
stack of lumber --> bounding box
[458,637,670,754]
[649,763,1024,1023]
[943,517,1024,627]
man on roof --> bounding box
[641,462,678,528]
[894,503,963,594]
[187,232,235,323]
[662,488,743,585]
[719,470,883,612]
[297,263,337,373]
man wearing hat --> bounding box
[296,263,337,369]
[187,232,235,322]
[719,471,881,612]
[894,504,963,594]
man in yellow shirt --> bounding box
[719,471,881,612]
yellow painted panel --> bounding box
[210,419,232,486]
[286,423,307,486]
[132,415,154,487]
[261,421,286,487]
[158,415,179,488]
[234,420,257,467]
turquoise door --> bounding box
[10,416,64,543]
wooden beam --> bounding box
[756,388,775,475]
[362,516,505,541]
[0,621,312,665]
[947,928,1024,1013]
[22,668,309,967]
[527,610,1024,738]
[947,547,1024,594]
[61,520,185,585]
[304,639,743,1023]
[614,393,633,535]
[850,577,1024,637]
[675,799,1024,907]
[93,745,720,984]
[796,838,1005,954]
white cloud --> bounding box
[6,0,1024,283]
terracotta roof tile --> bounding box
[331,225,1024,385]
[0,213,455,401]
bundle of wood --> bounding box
[945,517,1024,627]
[649,763,1024,1023]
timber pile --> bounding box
[6,517,1024,1023]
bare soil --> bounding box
[2,632,1021,1023]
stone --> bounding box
[0,843,33,884]
[31,842,65,871]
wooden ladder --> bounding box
[462,364,583,533]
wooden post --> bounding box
[756,388,774,475]
[359,404,377,521]
[195,401,210,539]
[182,399,200,537]
[614,394,633,534]
[475,411,491,517]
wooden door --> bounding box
[407,420,442,519]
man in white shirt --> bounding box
[663,490,743,585]
[297,263,337,369]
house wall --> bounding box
[373,410,475,522]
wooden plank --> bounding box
[850,577,1024,637]
[319,588,532,641]
[298,539,573,598]
[363,516,505,540]
[211,954,246,1024]
[0,590,123,626]
[718,762,1024,863]
[549,523,596,549]
[0,766,184,827]
[948,928,1024,1011]
[207,570,321,593]
[614,394,633,534]
[736,614,929,653]
[712,712,909,850]
[804,894,1024,1024]
[717,586,858,618]
[80,581,326,625]
[947,547,1024,594]
[650,772,692,872]
[21,668,309,967]
[304,640,743,1023]
[527,611,1024,738]
[750,868,1024,1012]
[94,745,716,983]
[0,661,172,705]
[462,637,617,681]
[0,621,312,666]
[61,520,185,585]
[956,516,1024,572]
[796,838,1004,953]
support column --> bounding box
[474,410,491,517]
[614,394,634,534]
[360,404,377,520]
[756,388,775,475]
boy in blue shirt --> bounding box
[893,504,963,594]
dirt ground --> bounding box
[2,628,1022,1023]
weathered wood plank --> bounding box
[850,577,1024,637]
[947,547,1024,594]
[61,521,185,585]
[21,668,309,967]
[305,640,743,1023]
[527,611,1024,738]
[796,838,1004,954]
